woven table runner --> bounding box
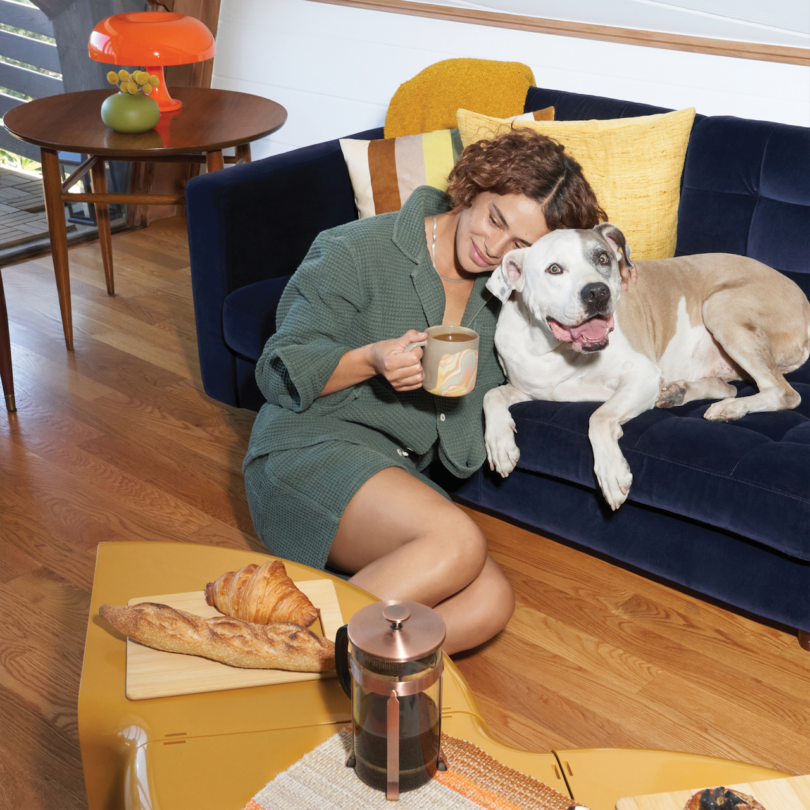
[243,727,580,810]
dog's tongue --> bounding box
[549,315,615,346]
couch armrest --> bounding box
[185,127,382,405]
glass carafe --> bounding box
[336,601,446,801]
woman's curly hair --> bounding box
[447,128,606,230]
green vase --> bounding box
[101,92,160,134]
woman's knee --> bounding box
[431,507,488,586]
[485,559,516,633]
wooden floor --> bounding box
[1,217,808,809]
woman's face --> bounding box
[455,191,550,275]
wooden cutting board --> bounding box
[124,580,342,700]
[615,774,810,810]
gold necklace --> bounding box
[432,216,473,284]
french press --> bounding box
[335,600,446,801]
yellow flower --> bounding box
[118,69,131,82]
[126,81,138,95]
[148,75,160,87]
[142,84,154,95]
[106,71,119,85]
[135,72,149,86]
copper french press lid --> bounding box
[347,600,446,662]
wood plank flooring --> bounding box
[1,217,808,809]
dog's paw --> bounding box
[485,419,520,478]
[704,397,747,422]
[656,382,686,409]
[594,455,633,511]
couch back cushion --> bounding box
[525,86,674,122]
[676,117,810,296]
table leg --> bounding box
[235,144,251,164]
[0,273,16,412]
[90,156,115,296]
[40,148,73,350]
[206,150,224,173]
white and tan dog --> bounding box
[483,223,810,510]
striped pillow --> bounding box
[340,107,554,219]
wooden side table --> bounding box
[3,88,286,350]
[0,271,16,411]
[79,543,788,810]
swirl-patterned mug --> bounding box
[406,326,479,397]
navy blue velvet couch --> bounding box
[186,87,810,639]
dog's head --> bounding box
[487,223,634,353]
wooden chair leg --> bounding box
[235,143,251,164]
[0,274,16,412]
[40,148,73,350]
[799,630,810,651]
[90,156,115,295]
[206,150,224,173]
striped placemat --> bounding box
[243,727,582,810]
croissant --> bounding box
[99,603,335,672]
[205,560,319,627]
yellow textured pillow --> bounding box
[456,107,696,260]
[385,58,535,139]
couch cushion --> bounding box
[524,86,675,122]
[457,107,695,261]
[507,368,810,561]
[385,58,535,138]
[340,108,553,220]
[223,276,291,361]
[676,116,810,297]
[340,128,464,219]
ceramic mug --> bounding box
[406,325,479,397]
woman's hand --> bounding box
[369,330,427,391]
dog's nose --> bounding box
[581,282,611,312]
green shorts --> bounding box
[243,426,448,572]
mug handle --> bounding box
[335,624,352,698]
[404,340,427,354]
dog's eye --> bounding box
[598,253,610,265]
[547,264,563,275]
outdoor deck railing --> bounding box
[0,0,61,162]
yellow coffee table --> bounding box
[79,543,788,810]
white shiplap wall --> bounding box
[211,0,810,161]
[403,0,810,48]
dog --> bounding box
[483,223,810,510]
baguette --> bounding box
[99,602,335,672]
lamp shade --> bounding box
[88,12,215,65]
[89,12,215,114]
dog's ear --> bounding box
[486,248,527,303]
[594,223,634,272]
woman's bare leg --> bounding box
[327,467,515,654]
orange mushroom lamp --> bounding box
[88,12,216,113]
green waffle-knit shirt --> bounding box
[245,185,504,480]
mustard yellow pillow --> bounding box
[456,107,696,260]
[385,58,536,138]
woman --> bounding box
[245,129,624,654]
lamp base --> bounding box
[144,65,181,113]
